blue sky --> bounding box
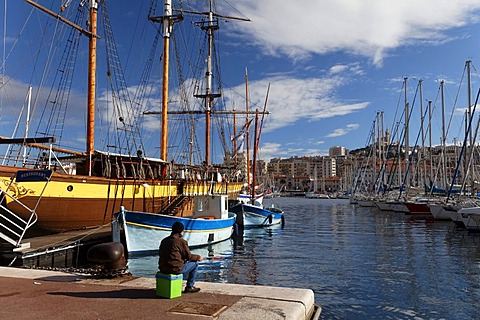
[3,0,480,164]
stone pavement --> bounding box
[0,267,320,320]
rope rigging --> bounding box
[99,0,145,158]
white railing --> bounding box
[0,169,52,250]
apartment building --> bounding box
[266,149,343,192]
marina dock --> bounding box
[0,226,112,268]
[0,266,320,319]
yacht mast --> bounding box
[245,68,250,185]
[404,77,409,189]
[23,86,32,167]
[428,100,433,184]
[440,80,447,189]
[467,60,474,193]
[419,80,426,189]
[250,110,259,203]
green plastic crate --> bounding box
[155,272,183,298]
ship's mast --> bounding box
[160,0,172,163]
[24,0,99,174]
[148,0,183,172]
[86,0,98,175]
[205,3,214,165]
[191,0,250,165]
[193,0,221,166]
[146,0,250,166]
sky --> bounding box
[2,0,480,164]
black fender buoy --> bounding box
[281,215,285,227]
[87,242,126,270]
[268,214,273,224]
[235,209,244,226]
[232,223,239,237]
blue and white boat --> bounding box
[229,201,284,227]
[237,192,264,205]
[113,194,236,254]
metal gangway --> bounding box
[0,169,52,251]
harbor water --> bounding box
[127,197,480,319]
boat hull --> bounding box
[456,207,480,230]
[0,165,243,233]
[428,204,453,221]
[116,209,236,254]
[374,200,395,211]
[357,199,375,207]
[230,203,284,227]
[403,202,432,215]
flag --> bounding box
[231,140,244,160]
[241,118,253,131]
[231,131,245,142]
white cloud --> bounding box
[224,0,480,66]
[258,142,284,159]
[326,123,360,138]
[0,78,85,130]
[225,68,369,133]
[258,141,327,161]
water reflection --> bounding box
[127,224,284,285]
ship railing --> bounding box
[0,169,52,250]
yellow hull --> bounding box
[0,166,242,233]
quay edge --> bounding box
[0,266,321,320]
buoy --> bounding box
[268,214,273,224]
[87,242,126,270]
[281,215,285,227]
[235,210,244,226]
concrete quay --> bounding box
[0,267,321,320]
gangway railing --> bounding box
[0,169,52,251]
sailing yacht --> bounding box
[305,163,330,199]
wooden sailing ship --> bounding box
[0,0,246,240]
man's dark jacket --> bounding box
[158,233,201,274]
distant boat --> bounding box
[263,190,281,199]
[305,192,330,199]
[403,198,433,216]
[356,197,375,207]
[229,202,284,227]
[238,192,264,205]
[113,194,236,254]
[230,188,284,227]
[305,164,329,199]
[428,202,455,221]
[230,108,285,228]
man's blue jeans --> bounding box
[182,261,199,287]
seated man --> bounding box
[158,221,203,293]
